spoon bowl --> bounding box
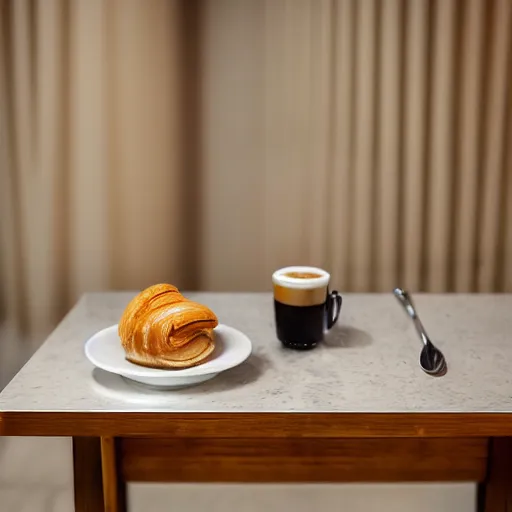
[420,340,447,375]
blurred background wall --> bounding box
[1,0,511,339]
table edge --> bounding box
[2,411,512,437]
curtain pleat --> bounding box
[106,0,184,291]
[351,0,377,292]
[376,0,402,292]
[202,0,265,290]
[402,0,429,292]
[477,0,512,291]
[10,0,39,332]
[0,1,21,325]
[328,0,355,290]
[306,0,332,269]
[33,0,68,332]
[264,0,317,276]
[454,0,485,293]
[68,0,109,299]
[426,0,456,292]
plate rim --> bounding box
[85,323,252,379]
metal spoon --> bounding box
[393,288,447,376]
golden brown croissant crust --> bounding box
[118,284,218,369]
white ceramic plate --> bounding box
[85,324,252,390]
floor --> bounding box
[0,323,477,512]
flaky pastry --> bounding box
[118,284,218,369]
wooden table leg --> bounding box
[72,437,105,512]
[101,437,127,512]
[478,438,512,512]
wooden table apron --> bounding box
[1,412,512,512]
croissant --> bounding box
[118,284,218,369]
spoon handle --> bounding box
[393,288,430,347]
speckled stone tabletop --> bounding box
[1,293,511,413]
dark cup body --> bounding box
[274,300,325,350]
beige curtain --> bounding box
[1,0,512,338]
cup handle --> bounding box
[326,290,342,329]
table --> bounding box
[1,292,512,512]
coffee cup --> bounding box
[272,266,342,350]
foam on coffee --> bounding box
[272,266,330,307]
[283,271,323,279]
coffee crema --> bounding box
[283,271,323,279]
[273,284,327,307]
